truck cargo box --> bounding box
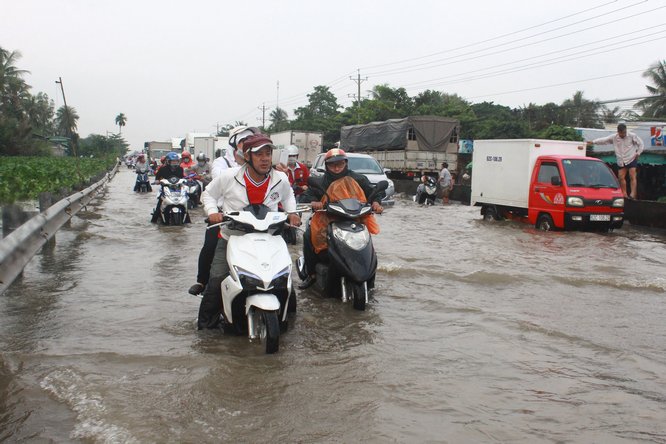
[471,139,587,209]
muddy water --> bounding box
[1,169,665,443]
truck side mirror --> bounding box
[383,168,391,174]
[551,176,562,186]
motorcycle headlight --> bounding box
[567,196,584,207]
[332,225,370,251]
[612,198,624,208]
[234,267,264,291]
[269,266,291,290]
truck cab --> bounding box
[528,156,624,230]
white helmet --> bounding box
[287,145,299,157]
[229,126,259,149]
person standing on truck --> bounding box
[439,162,452,204]
[587,123,644,199]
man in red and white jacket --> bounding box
[197,134,300,329]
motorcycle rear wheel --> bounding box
[258,309,280,354]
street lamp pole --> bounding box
[55,77,77,157]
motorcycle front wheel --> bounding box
[257,309,280,354]
[352,282,366,311]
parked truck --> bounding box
[193,136,216,161]
[269,130,323,167]
[145,141,174,162]
[340,116,461,179]
[471,139,624,231]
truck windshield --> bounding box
[348,157,383,174]
[562,159,619,188]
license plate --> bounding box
[590,214,610,221]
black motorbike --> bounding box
[297,178,388,310]
[415,175,437,205]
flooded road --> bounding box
[1,169,665,443]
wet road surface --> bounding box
[1,169,665,442]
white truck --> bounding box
[340,116,460,179]
[193,136,216,161]
[145,141,174,162]
[471,139,624,231]
[269,130,323,167]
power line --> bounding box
[366,1,659,78]
[359,0,621,71]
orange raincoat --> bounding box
[310,176,380,253]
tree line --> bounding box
[221,61,666,147]
[0,46,128,158]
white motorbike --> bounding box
[215,204,296,354]
[156,177,191,225]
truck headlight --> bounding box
[333,225,370,251]
[612,198,624,208]
[567,196,584,207]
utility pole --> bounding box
[349,69,367,124]
[276,80,280,111]
[258,103,270,129]
[55,77,78,157]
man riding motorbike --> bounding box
[188,126,257,296]
[134,154,152,192]
[196,134,301,329]
[298,148,383,289]
[151,152,185,223]
[189,152,213,188]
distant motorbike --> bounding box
[213,204,297,354]
[184,173,202,209]
[415,176,437,205]
[297,178,388,310]
[154,177,191,225]
[134,170,153,193]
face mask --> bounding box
[198,161,205,167]
[288,156,297,166]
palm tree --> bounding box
[0,47,29,97]
[56,105,79,137]
[637,60,666,118]
[561,91,603,128]
[269,107,288,132]
[115,113,127,135]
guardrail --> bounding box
[0,164,119,294]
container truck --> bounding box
[269,130,323,167]
[340,116,460,179]
[471,139,624,231]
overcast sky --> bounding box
[3,0,665,150]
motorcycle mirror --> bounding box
[368,180,389,201]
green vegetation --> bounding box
[0,156,116,203]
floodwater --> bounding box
[1,169,665,443]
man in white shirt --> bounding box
[438,162,452,204]
[588,123,644,199]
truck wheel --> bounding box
[483,206,501,221]
[536,214,555,231]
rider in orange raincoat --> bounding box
[298,148,384,289]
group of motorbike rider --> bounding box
[134,125,386,329]
[167,126,385,330]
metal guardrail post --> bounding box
[0,164,119,294]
